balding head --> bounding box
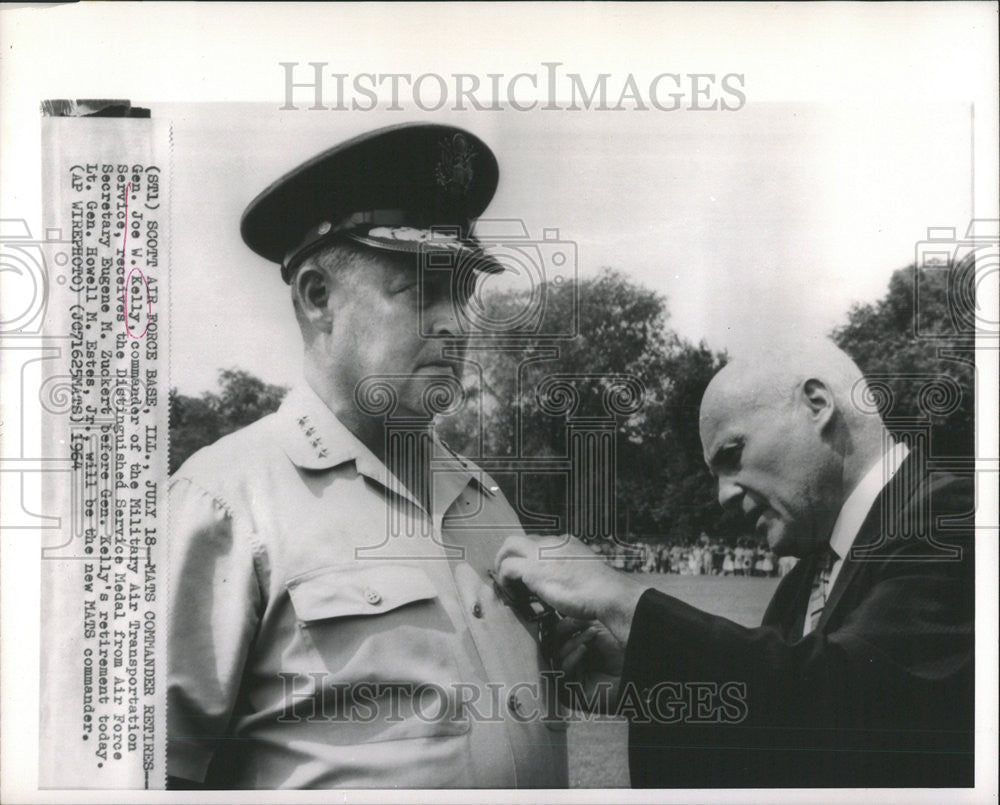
[699,339,888,557]
[701,340,879,438]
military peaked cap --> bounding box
[240,122,502,282]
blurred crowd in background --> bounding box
[587,535,798,577]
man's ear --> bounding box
[293,263,334,333]
[801,377,836,430]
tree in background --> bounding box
[169,369,288,473]
[169,270,724,541]
[169,261,973,543]
[831,263,975,457]
[626,338,735,540]
[437,268,727,541]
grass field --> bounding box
[566,574,781,788]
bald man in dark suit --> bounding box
[497,341,973,787]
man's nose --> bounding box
[717,476,742,512]
[427,297,462,337]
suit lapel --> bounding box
[817,448,924,633]
[764,552,819,638]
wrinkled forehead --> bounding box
[337,245,470,285]
[359,248,481,318]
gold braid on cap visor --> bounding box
[281,210,474,283]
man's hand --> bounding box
[494,534,648,645]
[552,616,625,714]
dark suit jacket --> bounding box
[622,451,974,788]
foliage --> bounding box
[831,264,975,457]
[438,268,728,541]
[169,369,288,473]
[168,261,974,544]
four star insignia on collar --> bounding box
[296,414,328,458]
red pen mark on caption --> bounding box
[120,181,151,339]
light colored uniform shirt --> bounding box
[801,441,910,637]
[168,384,567,788]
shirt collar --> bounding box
[278,383,496,501]
[828,440,910,561]
[279,383,370,471]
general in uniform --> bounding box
[167,124,568,789]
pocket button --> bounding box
[364,587,382,606]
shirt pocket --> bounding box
[283,563,470,742]
[287,562,438,620]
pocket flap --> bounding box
[286,563,438,621]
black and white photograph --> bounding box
[1,3,997,802]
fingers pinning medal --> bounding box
[488,569,564,668]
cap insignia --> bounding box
[435,133,476,197]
